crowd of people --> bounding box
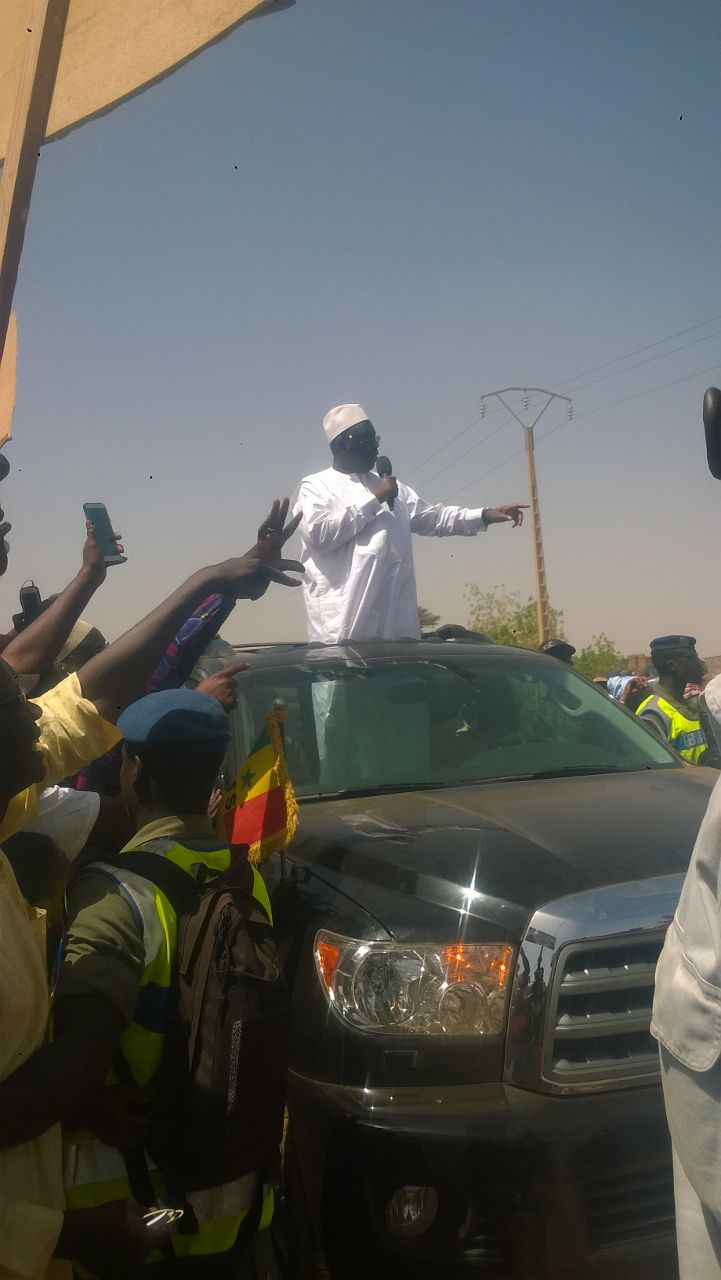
[0,465,305,1277]
[0,401,719,1279]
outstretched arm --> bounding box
[407,485,527,537]
[79,500,303,722]
[2,523,119,677]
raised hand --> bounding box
[251,498,303,565]
[213,498,304,600]
[83,521,125,585]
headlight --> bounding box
[314,931,514,1037]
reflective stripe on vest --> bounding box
[636,693,707,764]
[63,839,274,1261]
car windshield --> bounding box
[228,653,677,799]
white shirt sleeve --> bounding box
[296,478,383,552]
[402,485,487,536]
[22,786,101,862]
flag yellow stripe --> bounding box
[241,742,276,794]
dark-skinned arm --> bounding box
[2,523,119,677]
[78,500,302,723]
[0,996,123,1147]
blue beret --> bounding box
[650,635,697,652]
[117,689,230,749]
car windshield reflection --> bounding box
[229,655,678,799]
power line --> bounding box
[559,327,721,397]
[445,360,721,502]
[406,313,721,483]
[416,414,514,487]
[413,326,721,491]
[539,359,721,442]
[550,313,721,389]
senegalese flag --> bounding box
[218,705,298,864]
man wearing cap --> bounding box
[538,638,576,666]
[294,404,527,644]
[40,689,275,1275]
[635,636,709,765]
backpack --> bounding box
[107,849,290,1202]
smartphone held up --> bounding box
[83,502,126,565]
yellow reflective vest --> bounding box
[63,837,274,1269]
[636,693,707,765]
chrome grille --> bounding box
[544,933,665,1089]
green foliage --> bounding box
[574,633,626,679]
[418,604,441,630]
[465,584,564,649]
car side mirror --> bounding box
[704,387,721,480]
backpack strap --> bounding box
[105,849,268,1263]
[114,1045,200,1244]
[101,850,201,916]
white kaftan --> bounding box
[294,467,487,644]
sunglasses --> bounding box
[344,428,380,446]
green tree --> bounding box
[574,633,626,679]
[418,604,441,630]
[465,584,564,649]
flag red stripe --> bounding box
[225,786,287,846]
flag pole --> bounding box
[0,0,70,365]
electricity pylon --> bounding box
[479,388,573,645]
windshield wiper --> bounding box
[309,781,443,800]
[506,765,649,781]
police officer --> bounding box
[636,636,709,765]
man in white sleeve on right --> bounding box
[294,403,527,645]
[652,675,721,1277]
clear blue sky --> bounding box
[6,0,721,657]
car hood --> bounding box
[290,767,716,940]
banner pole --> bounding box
[0,0,70,364]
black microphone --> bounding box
[376,455,395,509]
[703,387,721,480]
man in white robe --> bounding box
[294,403,527,644]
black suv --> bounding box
[218,639,715,1279]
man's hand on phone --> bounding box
[83,522,125,586]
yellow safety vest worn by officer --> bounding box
[62,830,274,1269]
[636,693,707,765]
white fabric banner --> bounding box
[0,0,292,162]
[0,312,17,446]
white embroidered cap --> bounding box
[322,404,371,444]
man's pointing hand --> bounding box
[483,504,528,527]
